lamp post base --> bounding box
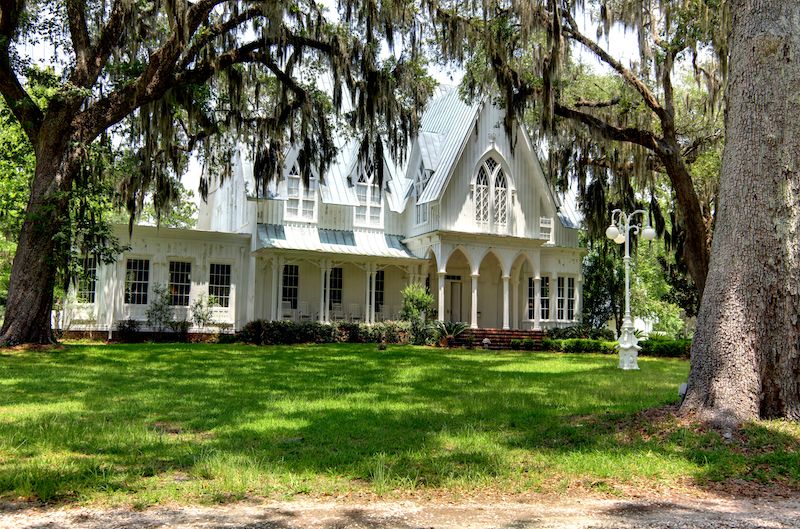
[617,326,641,370]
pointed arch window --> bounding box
[355,165,383,226]
[414,161,429,225]
[285,164,318,221]
[474,156,510,231]
[494,170,507,226]
[475,167,489,224]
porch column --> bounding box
[270,256,279,320]
[319,265,326,323]
[533,277,542,331]
[551,273,559,323]
[325,262,332,322]
[370,266,377,323]
[246,254,256,323]
[512,278,520,330]
[502,275,510,329]
[470,273,479,329]
[277,256,285,321]
[364,265,372,323]
[437,271,446,322]
[575,277,583,322]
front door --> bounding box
[448,280,462,322]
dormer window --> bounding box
[414,161,429,225]
[474,156,509,232]
[355,165,382,227]
[285,164,318,222]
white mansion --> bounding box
[63,87,584,336]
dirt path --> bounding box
[2,494,799,529]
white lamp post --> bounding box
[606,209,656,370]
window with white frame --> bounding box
[540,276,550,320]
[539,216,553,241]
[169,261,191,306]
[414,161,429,225]
[77,255,97,304]
[567,277,576,320]
[209,263,231,307]
[355,165,382,226]
[557,276,565,320]
[375,270,385,312]
[285,164,318,221]
[328,267,343,309]
[474,156,509,230]
[527,277,535,319]
[282,264,299,310]
[125,258,149,305]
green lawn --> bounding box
[0,343,797,506]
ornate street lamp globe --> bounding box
[614,233,625,245]
[642,226,656,241]
[605,225,620,240]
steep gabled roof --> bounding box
[417,86,483,204]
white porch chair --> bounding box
[281,301,297,321]
[298,301,312,321]
[348,303,362,322]
[331,302,346,321]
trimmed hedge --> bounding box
[639,337,692,358]
[540,337,691,358]
[236,320,411,345]
[546,325,615,341]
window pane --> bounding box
[540,277,550,320]
[209,263,232,307]
[77,255,97,304]
[375,270,384,311]
[282,264,299,310]
[328,267,343,308]
[169,261,191,306]
[125,259,149,305]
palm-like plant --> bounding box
[433,321,470,347]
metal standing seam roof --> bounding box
[256,223,421,260]
[417,86,483,204]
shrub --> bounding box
[640,338,691,358]
[169,319,191,342]
[540,338,615,354]
[146,284,173,332]
[116,318,142,342]
[509,338,522,350]
[547,324,615,341]
[239,319,265,344]
[432,321,469,347]
[521,338,535,351]
[540,338,558,351]
[191,294,217,329]
[237,320,410,346]
[400,283,435,345]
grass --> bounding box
[0,342,797,506]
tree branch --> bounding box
[65,0,92,86]
[561,7,667,122]
[0,0,43,142]
[573,97,621,108]
[554,102,661,152]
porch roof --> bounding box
[256,223,422,260]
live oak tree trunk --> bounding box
[681,0,800,422]
[0,135,74,345]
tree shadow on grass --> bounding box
[0,343,795,504]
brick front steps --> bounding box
[453,328,545,350]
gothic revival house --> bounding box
[62,86,583,335]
